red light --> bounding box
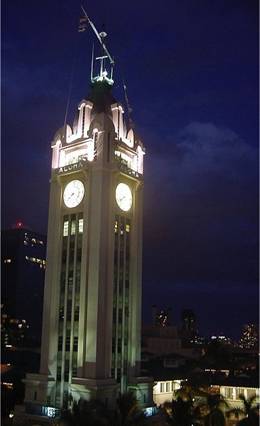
[15,221,23,229]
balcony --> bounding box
[115,156,141,179]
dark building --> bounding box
[152,305,171,327]
[1,223,46,343]
[181,309,198,343]
[239,323,259,350]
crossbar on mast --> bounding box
[81,5,115,66]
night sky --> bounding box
[2,1,259,339]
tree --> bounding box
[59,398,111,426]
[163,396,196,426]
[204,394,227,426]
[59,392,147,426]
[113,392,147,426]
[226,395,259,426]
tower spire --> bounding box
[81,5,114,85]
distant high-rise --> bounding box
[181,309,198,340]
[152,305,171,327]
[239,324,258,350]
[1,223,46,342]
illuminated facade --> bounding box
[1,226,46,343]
[239,324,258,349]
[23,54,152,416]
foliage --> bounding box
[163,396,197,426]
[203,393,228,426]
[59,392,147,426]
[226,394,259,426]
[60,399,111,426]
[113,391,147,425]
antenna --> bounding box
[123,81,134,128]
[81,5,114,84]
[91,43,94,81]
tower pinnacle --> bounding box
[81,6,114,85]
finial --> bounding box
[80,6,115,85]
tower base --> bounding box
[14,373,154,425]
[71,377,119,408]
[128,376,154,408]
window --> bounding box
[236,388,244,399]
[63,221,69,237]
[4,259,12,264]
[66,336,70,351]
[166,382,170,392]
[114,221,118,233]
[225,387,233,399]
[58,336,63,351]
[125,224,130,233]
[73,337,78,351]
[74,307,79,321]
[247,389,256,399]
[118,339,122,350]
[57,367,62,380]
[160,383,165,393]
[118,309,122,321]
[78,219,83,233]
[71,221,76,235]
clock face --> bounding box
[63,180,85,208]
[116,183,132,212]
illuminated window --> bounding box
[125,224,130,233]
[71,221,76,235]
[236,388,244,399]
[78,219,83,234]
[225,387,233,399]
[247,389,256,399]
[4,259,12,264]
[63,221,69,237]
[114,221,118,233]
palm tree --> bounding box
[59,398,111,426]
[113,391,147,426]
[226,394,259,426]
[163,395,197,426]
[59,392,147,426]
[204,394,227,426]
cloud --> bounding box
[151,121,257,190]
[143,122,258,286]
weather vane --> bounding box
[79,5,114,85]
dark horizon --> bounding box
[2,0,259,340]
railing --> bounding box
[56,157,88,174]
[115,156,140,178]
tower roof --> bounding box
[87,80,117,115]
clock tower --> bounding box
[22,29,152,420]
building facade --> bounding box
[1,225,46,343]
[23,57,152,419]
